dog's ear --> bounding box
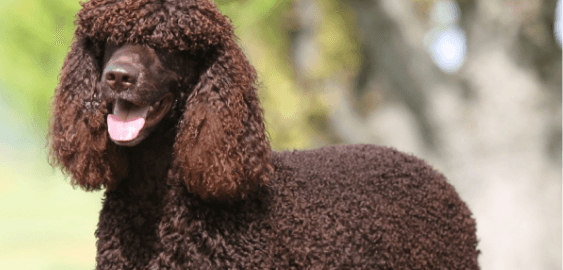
[172,40,273,201]
[49,37,126,190]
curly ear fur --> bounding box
[49,37,126,190]
[172,39,273,201]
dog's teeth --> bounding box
[149,106,154,112]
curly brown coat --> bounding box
[49,0,480,269]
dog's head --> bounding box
[49,0,273,201]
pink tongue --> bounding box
[107,115,146,141]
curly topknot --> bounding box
[77,0,233,52]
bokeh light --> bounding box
[428,27,467,73]
[555,0,562,47]
[425,0,467,73]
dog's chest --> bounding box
[95,184,274,269]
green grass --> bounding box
[0,149,103,269]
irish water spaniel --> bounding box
[49,0,480,269]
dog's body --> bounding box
[49,0,480,269]
[96,144,478,269]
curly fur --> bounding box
[49,0,480,269]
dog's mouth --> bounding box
[107,93,174,146]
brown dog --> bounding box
[49,0,480,269]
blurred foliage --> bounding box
[216,0,312,149]
[217,0,360,150]
[0,0,80,135]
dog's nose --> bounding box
[103,63,139,91]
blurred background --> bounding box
[0,0,561,269]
